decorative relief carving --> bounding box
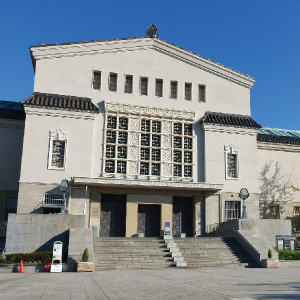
[105,102,195,119]
[163,136,171,148]
[129,118,139,131]
[50,129,68,140]
[162,149,171,162]
[128,147,139,161]
[224,144,239,153]
[128,161,138,175]
[162,163,172,177]
[129,132,139,146]
[163,121,172,134]
[91,208,99,218]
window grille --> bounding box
[184,124,192,136]
[140,77,148,95]
[227,154,237,178]
[141,148,150,160]
[93,71,101,90]
[152,121,161,133]
[125,75,133,94]
[141,134,150,146]
[106,131,116,143]
[152,135,160,147]
[107,117,117,129]
[117,161,126,174]
[173,165,182,177]
[118,132,128,144]
[184,165,192,177]
[155,79,163,97]
[170,81,177,99]
[184,138,192,150]
[174,123,182,135]
[43,194,63,207]
[4,196,17,220]
[151,149,160,161]
[152,164,160,176]
[174,151,181,163]
[106,146,115,158]
[140,163,149,175]
[174,137,181,149]
[294,207,300,231]
[184,151,192,163]
[117,147,127,159]
[185,83,192,100]
[225,201,241,221]
[269,205,280,219]
[51,141,65,168]
[119,118,128,130]
[198,85,205,102]
[141,120,150,132]
[109,73,117,91]
[105,161,115,173]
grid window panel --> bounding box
[141,134,150,146]
[106,131,116,143]
[4,196,17,221]
[117,161,126,174]
[199,85,205,102]
[225,201,241,221]
[141,148,150,160]
[152,135,161,147]
[141,77,148,95]
[44,194,63,206]
[118,132,128,144]
[184,138,192,150]
[105,161,115,173]
[51,141,65,168]
[173,165,182,177]
[119,118,128,130]
[174,123,182,135]
[109,73,117,91]
[184,124,192,136]
[152,149,160,161]
[140,163,149,175]
[270,205,280,219]
[107,117,117,129]
[93,71,101,90]
[106,146,115,158]
[173,151,182,163]
[155,79,163,97]
[152,121,161,133]
[125,75,133,94]
[170,81,177,99]
[141,120,150,132]
[227,154,237,178]
[117,147,127,159]
[184,165,192,177]
[152,163,160,176]
[185,83,192,100]
[294,207,300,231]
[184,151,192,163]
[174,137,182,149]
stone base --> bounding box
[261,259,279,268]
[77,262,94,272]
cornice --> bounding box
[257,142,300,153]
[73,176,223,191]
[202,123,258,136]
[105,101,195,120]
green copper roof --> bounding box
[258,128,300,138]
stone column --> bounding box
[89,192,101,236]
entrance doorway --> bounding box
[100,194,126,237]
[137,204,161,237]
[172,197,193,237]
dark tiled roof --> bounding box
[0,100,25,120]
[200,112,261,129]
[22,93,99,112]
[257,128,300,145]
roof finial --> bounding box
[145,24,158,38]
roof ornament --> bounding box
[145,24,158,38]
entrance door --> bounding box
[138,204,161,237]
[100,194,126,237]
[172,197,193,237]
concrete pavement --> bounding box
[1,267,300,299]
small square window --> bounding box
[152,164,160,176]
[105,161,115,173]
[155,79,163,97]
[141,148,150,160]
[118,132,128,144]
[185,83,192,101]
[140,163,149,175]
[109,73,117,92]
[152,121,161,133]
[117,161,126,174]
[141,134,150,146]
[125,75,133,94]
[106,146,115,158]
[106,131,116,143]
[140,77,148,95]
[93,71,101,90]
[170,81,177,99]
[199,85,205,102]
[152,135,160,147]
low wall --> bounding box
[5,214,85,254]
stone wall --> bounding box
[5,214,85,254]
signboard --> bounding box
[164,221,171,236]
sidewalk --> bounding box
[0,267,299,299]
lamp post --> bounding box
[239,188,250,219]
[59,179,70,214]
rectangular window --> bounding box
[174,151,182,163]
[109,73,117,92]
[152,135,160,147]
[43,194,63,206]
[152,164,160,176]
[270,205,280,219]
[184,166,192,177]
[140,163,149,175]
[107,117,117,129]
[184,138,192,150]
[294,207,300,231]
[117,161,126,174]
[225,201,241,221]
[125,75,133,94]
[140,77,148,95]
[155,79,163,97]
[141,120,150,132]
[152,121,161,133]
[105,161,115,173]
[141,148,150,160]
[199,85,205,102]
[51,141,65,168]
[184,124,192,136]
[119,118,128,130]
[93,71,101,90]
[118,132,128,144]
[184,151,192,163]
[106,146,115,158]
[117,147,127,159]
[174,137,182,149]
[227,154,237,178]
[185,83,192,101]
[170,81,177,99]
[173,165,182,177]
[141,134,150,146]
[151,149,160,161]
[4,196,17,221]
[106,131,116,144]
[174,123,182,135]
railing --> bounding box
[205,223,219,234]
[0,222,7,235]
[43,194,63,206]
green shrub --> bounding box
[4,251,52,264]
[275,249,300,260]
[268,249,272,259]
[82,248,89,262]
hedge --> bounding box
[0,251,53,264]
[275,249,300,260]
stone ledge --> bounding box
[77,262,94,272]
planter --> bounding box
[77,262,94,272]
[261,259,279,268]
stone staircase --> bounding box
[93,237,175,271]
[173,237,258,268]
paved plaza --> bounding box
[0,267,300,300]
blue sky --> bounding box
[1,0,300,130]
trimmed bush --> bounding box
[268,249,272,259]
[2,251,52,264]
[82,248,89,262]
[275,249,300,260]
